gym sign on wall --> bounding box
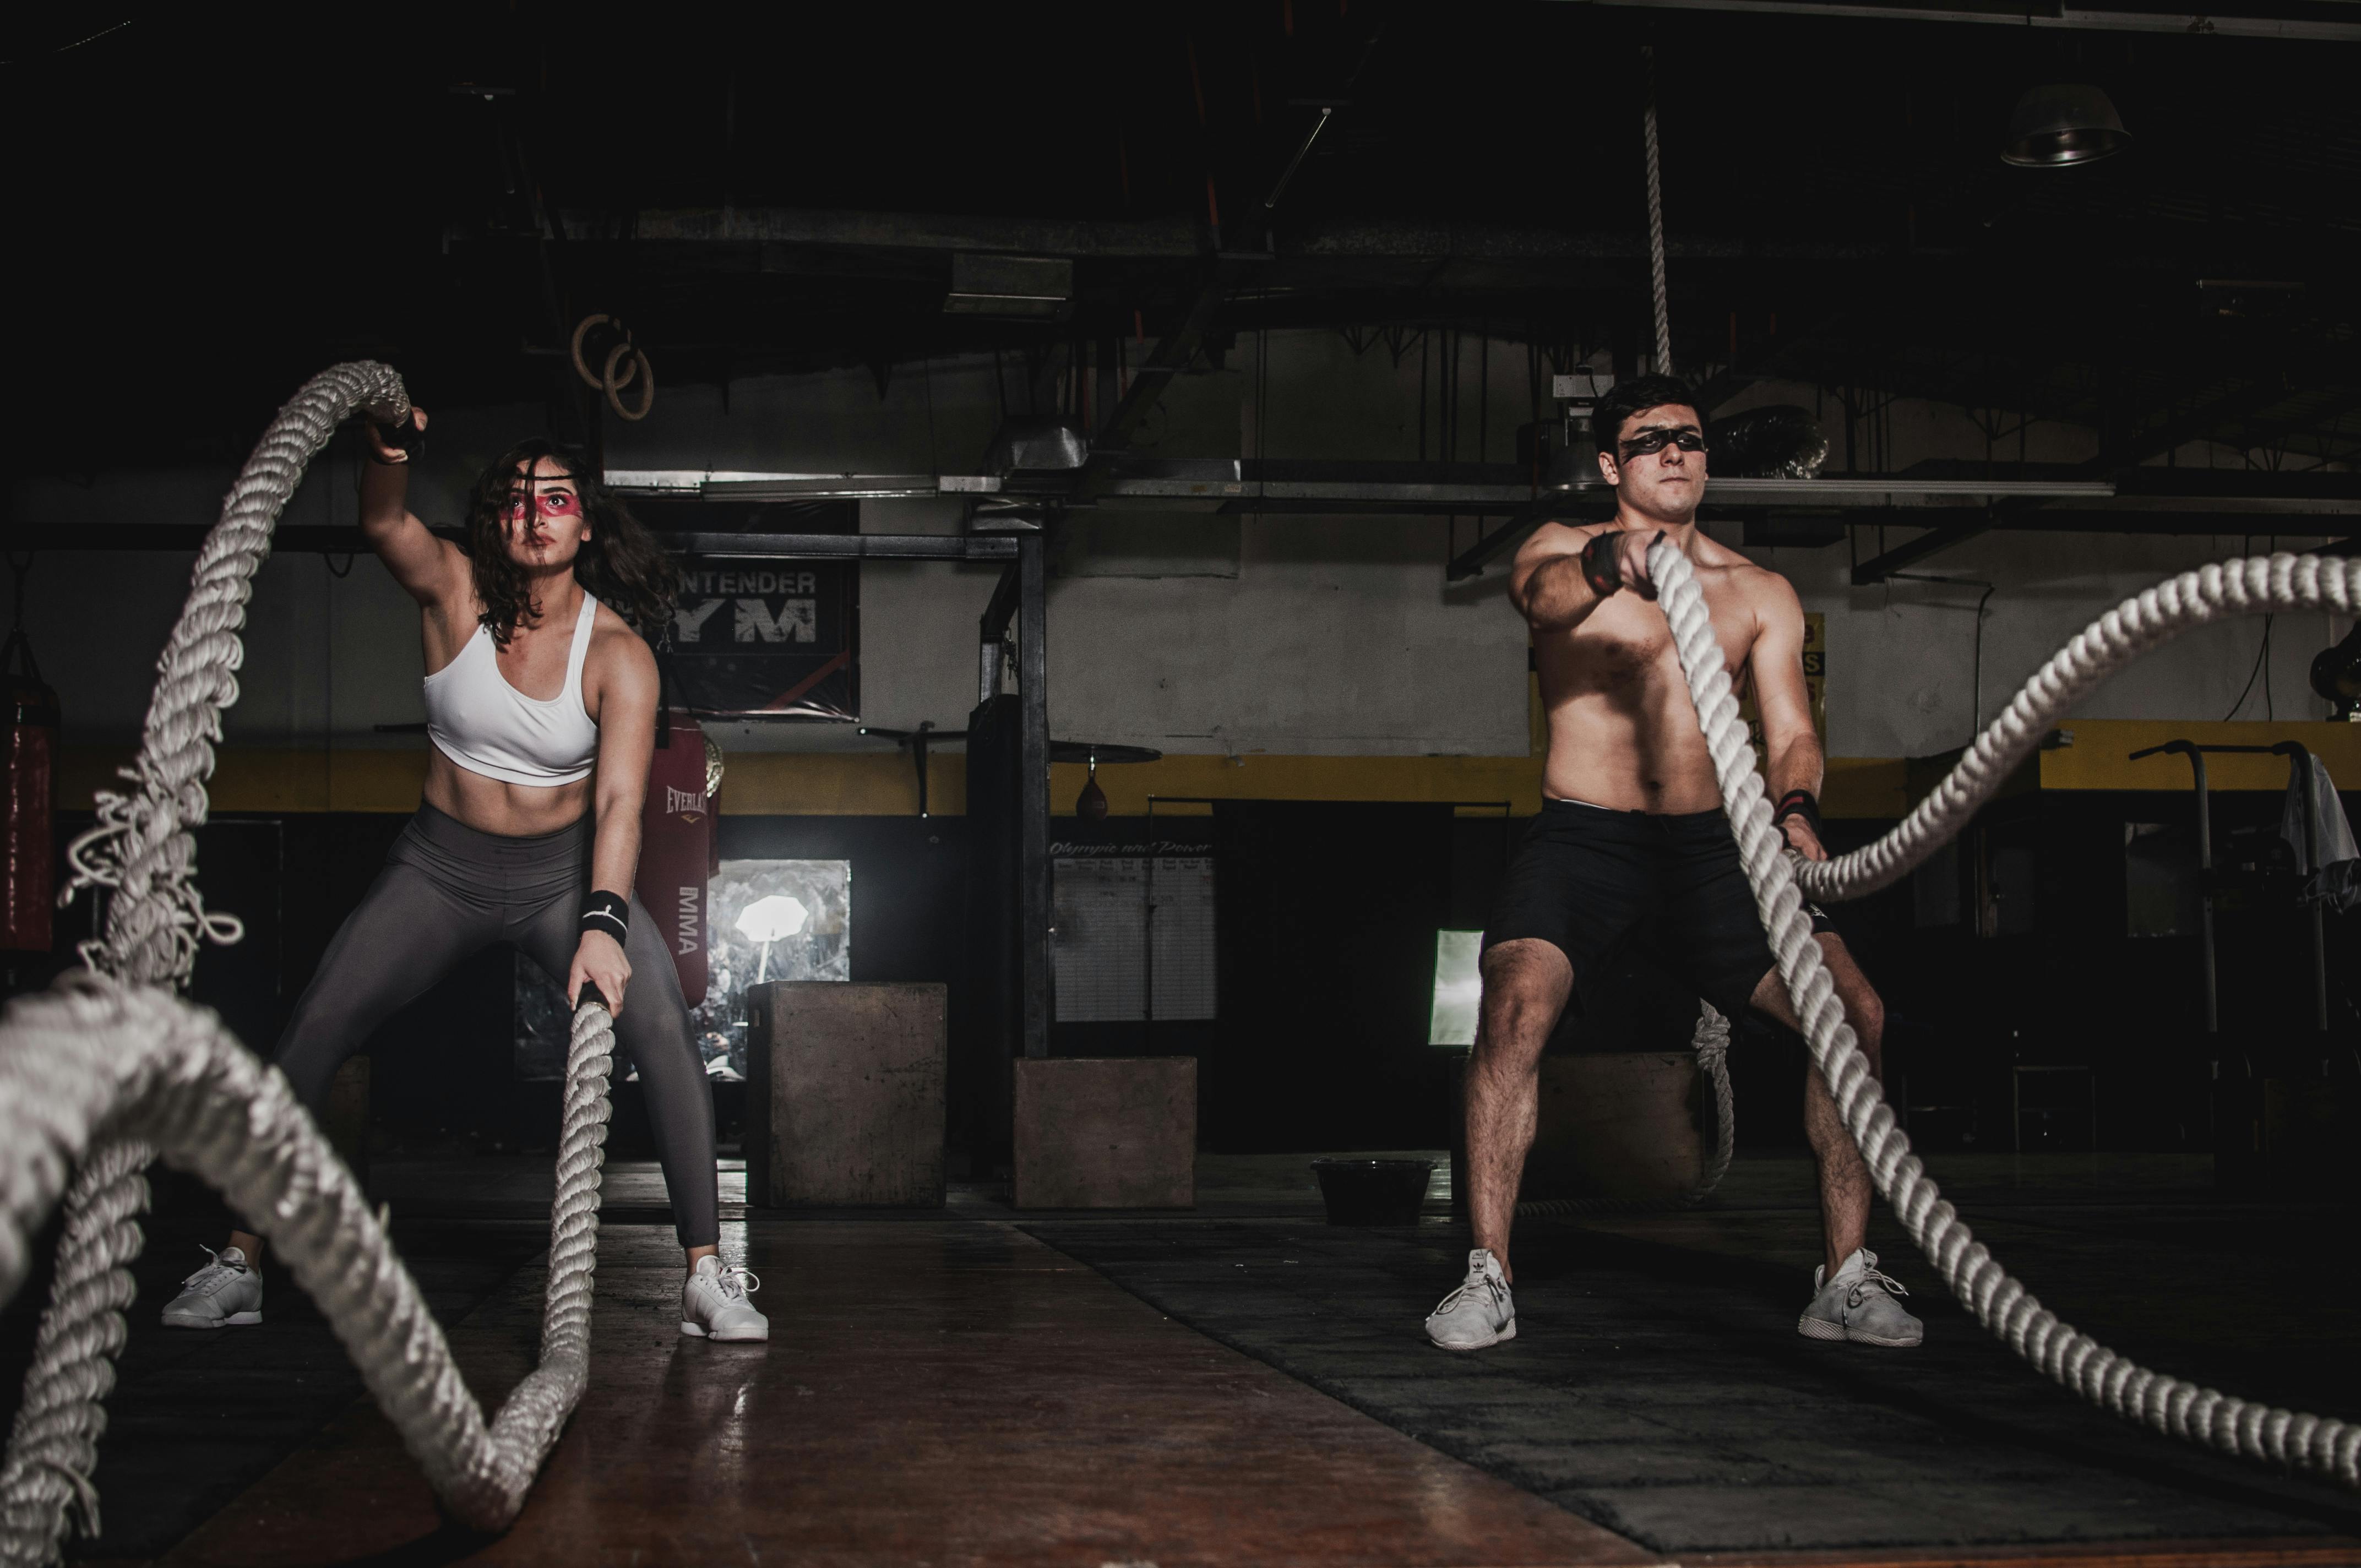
[662,556,859,720]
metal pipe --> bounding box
[1558,0,2361,45]
[1017,535,1052,1060]
[978,640,1004,706]
[1263,106,1333,211]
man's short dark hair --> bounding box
[1591,373,1700,458]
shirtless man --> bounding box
[1423,373,1920,1353]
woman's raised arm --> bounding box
[359,408,467,608]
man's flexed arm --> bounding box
[1510,524,1662,631]
[1747,574,1827,860]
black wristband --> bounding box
[367,420,422,464]
[1580,531,1623,598]
[1772,789,1823,841]
[580,890,629,941]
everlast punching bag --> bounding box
[640,708,716,1006]
[0,628,57,952]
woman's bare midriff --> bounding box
[422,745,592,837]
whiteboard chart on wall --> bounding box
[1052,856,1217,1023]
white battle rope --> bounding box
[1650,537,2361,1489]
[1515,1001,1733,1217]
[0,363,621,1565]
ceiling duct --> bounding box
[1707,406,1831,478]
[982,417,1090,475]
[944,253,1075,319]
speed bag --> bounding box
[1,637,57,952]
[639,710,716,1006]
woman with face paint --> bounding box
[162,410,766,1344]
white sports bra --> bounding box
[423,593,601,787]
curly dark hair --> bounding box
[463,439,679,647]
[1590,373,1701,459]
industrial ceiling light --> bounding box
[2001,84,2131,167]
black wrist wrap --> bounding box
[1772,789,1823,841]
[580,890,629,941]
[1580,532,1623,598]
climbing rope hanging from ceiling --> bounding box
[1642,44,1673,378]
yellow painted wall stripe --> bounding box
[54,719,2352,820]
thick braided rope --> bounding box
[1796,552,2358,906]
[1641,45,1672,378]
[3,362,409,1566]
[62,361,411,989]
[0,979,621,1559]
[3,361,616,1563]
[1651,538,2361,1489]
[1515,1001,1733,1218]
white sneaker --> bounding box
[1798,1247,1923,1347]
[681,1256,768,1342]
[1425,1248,1516,1351]
[161,1245,263,1329]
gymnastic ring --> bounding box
[603,330,641,394]
[604,341,654,421]
[570,313,613,391]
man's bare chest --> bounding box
[1546,592,1751,692]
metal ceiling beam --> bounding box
[572,208,1207,259]
[1851,518,1996,584]
[1446,503,1600,581]
[1091,266,1230,458]
[580,209,1888,265]
[611,461,2124,511]
[1556,0,2361,41]
[1,527,1018,563]
[2081,360,2361,475]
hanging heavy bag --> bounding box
[640,705,716,1007]
[0,627,57,952]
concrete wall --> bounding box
[10,332,2351,771]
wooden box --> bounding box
[1013,1057,1195,1210]
[747,982,946,1207]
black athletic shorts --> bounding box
[1483,798,1835,1021]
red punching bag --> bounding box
[640,708,716,1006]
[0,628,57,953]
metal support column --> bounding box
[2133,740,2218,1033]
[2274,741,2330,1033]
[1016,533,1052,1060]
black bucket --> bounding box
[1310,1158,1435,1226]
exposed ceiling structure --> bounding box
[9,2,2359,505]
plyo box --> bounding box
[747,982,946,1207]
[1013,1057,1196,1210]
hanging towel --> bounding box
[2281,753,2360,912]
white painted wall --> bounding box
[8,333,2349,761]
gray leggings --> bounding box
[274,802,719,1246]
